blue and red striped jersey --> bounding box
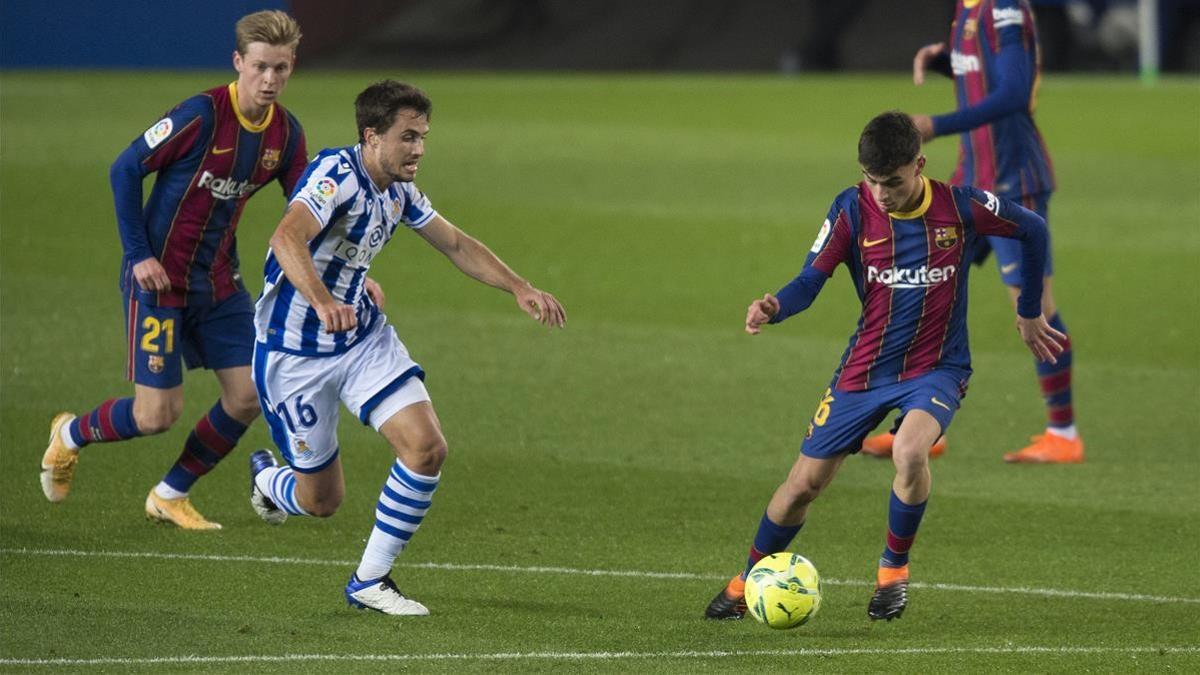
[932,0,1055,199]
[771,177,1047,392]
[111,83,308,308]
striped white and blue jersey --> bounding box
[254,144,436,356]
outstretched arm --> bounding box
[416,215,566,327]
[749,200,851,333]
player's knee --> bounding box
[225,391,261,423]
[403,434,447,476]
[892,440,930,476]
[133,400,182,435]
[782,471,824,506]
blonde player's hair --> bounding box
[235,10,302,55]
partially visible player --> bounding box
[247,80,565,615]
[704,112,1063,622]
[863,0,1083,463]
[38,11,309,528]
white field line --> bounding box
[2,546,1198,605]
[1,646,1198,667]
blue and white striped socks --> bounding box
[355,459,439,581]
[254,464,309,516]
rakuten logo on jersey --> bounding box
[992,7,1025,28]
[867,265,958,289]
[198,171,259,200]
[951,50,980,76]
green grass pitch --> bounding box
[1,71,1198,672]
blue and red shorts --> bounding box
[122,289,255,389]
[800,369,969,459]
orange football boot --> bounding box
[1003,433,1084,464]
[704,575,747,620]
[860,433,946,459]
[868,564,909,621]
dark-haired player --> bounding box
[863,0,1083,464]
[704,111,1063,622]
[247,80,565,615]
[39,11,308,529]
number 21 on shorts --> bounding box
[140,316,175,354]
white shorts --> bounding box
[252,323,431,472]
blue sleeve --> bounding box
[931,4,1033,136]
[770,267,830,324]
[109,147,154,262]
[1011,212,1047,318]
[768,194,854,324]
[109,95,211,263]
[963,187,1048,317]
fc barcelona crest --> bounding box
[935,227,959,250]
[963,18,977,39]
[261,148,281,171]
[147,355,165,374]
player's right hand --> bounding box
[1016,314,1067,365]
[132,257,171,292]
[913,42,947,86]
[316,302,357,333]
[745,293,780,335]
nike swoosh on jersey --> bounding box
[931,396,952,411]
[862,237,889,248]
[1000,263,1019,274]
[212,146,234,155]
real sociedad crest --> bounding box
[935,227,959,250]
[261,148,281,171]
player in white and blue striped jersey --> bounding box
[249,80,566,616]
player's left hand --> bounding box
[911,114,935,142]
[1016,314,1067,364]
[514,284,566,328]
[364,277,385,310]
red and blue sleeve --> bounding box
[770,200,853,324]
[962,186,1048,317]
[279,112,309,197]
[931,0,1034,136]
[109,95,211,262]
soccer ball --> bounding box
[744,552,822,629]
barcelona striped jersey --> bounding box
[932,0,1055,199]
[254,145,437,357]
[770,177,1047,392]
[111,83,308,307]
